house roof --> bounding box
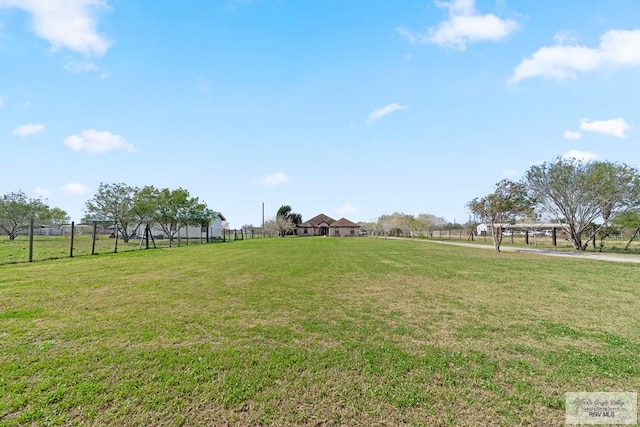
[330,217,361,227]
[298,214,360,228]
[299,213,336,227]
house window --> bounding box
[303,228,308,235]
[350,228,355,235]
[334,228,339,235]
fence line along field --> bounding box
[3,225,640,266]
[0,227,257,266]
[1,237,639,425]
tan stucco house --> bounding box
[297,213,361,237]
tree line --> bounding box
[0,183,218,244]
[242,205,303,237]
[467,157,640,252]
[360,212,449,237]
[0,191,70,240]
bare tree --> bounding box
[276,205,302,235]
[377,214,400,237]
[416,213,447,237]
[274,215,295,237]
[262,216,294,237]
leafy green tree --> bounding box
[525,158,640,250]
[467,180,534,252]
[134,187,213,246]
[0,191,67,240]
[132,185,159,226]
[85,183,139,242]
[47,207,71,226]
[177,193,213,242]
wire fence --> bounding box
[0,221,297,266]
[0,222,246,266]
[3,224,639,266]
[375,227,640,252]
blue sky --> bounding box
[1,0,639,227]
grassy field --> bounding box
[2,231,638,266]
[1,237,639,426]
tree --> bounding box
[612,210,640,250]
[377,214,400,237]
[177,194,213,243]
[85,183,138,243]
[132,185,159,228]
[394,213,415,237]
[47,207,71,226]
[416,213,447,237]
[262,216,293,237]
[276,205,302,234]
[272,214,295,237]
[0,191,67,240]
[467,179,534,252]
[137,187,212,246]
[524,158,640,250]
[521,210,543,247]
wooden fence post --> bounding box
[91,221,98,255]
[114,221,119,253]
[69,221,75,257]
[28,219,34,262]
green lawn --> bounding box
[1,237,639,426]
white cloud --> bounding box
[563,150,598,162]
[367,103,407,124]
[553,30,580,45]
[337,203,357,215]
[0,94,5,108]
[60,182,90,196]
[34,186,51,197]
[0,0,111,56]
[63,57,100,73]
[397,0,518,50]
[563,130,582,141]
[511,29,640,83]
[580,117,631,138]
[12,123,45,136]
[262,172,289,186]
[64,129,134,153]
